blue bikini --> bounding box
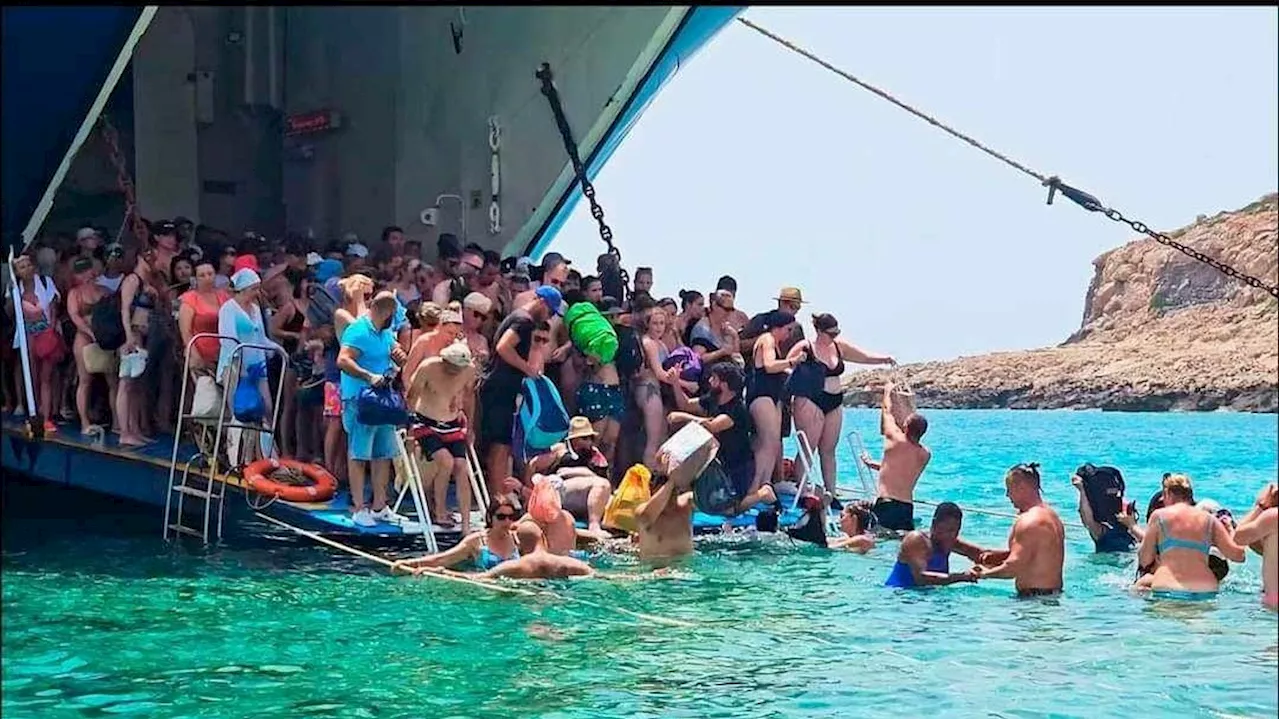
[1149,516,1217,602]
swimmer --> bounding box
[515,478,582,557]
[884,502,980,588]
[481,523,594,580]
[1232,483,1279,611]
[830,501,877,554]
[1134,473,1245,601]
[970,463,1066,598]
[394,496,522,573]
[635,444,715,560]
[861,381,930,532]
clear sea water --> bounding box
[3,409,1277,719]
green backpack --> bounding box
[565,302,618,364]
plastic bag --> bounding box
[603,464,652,534]
[232,375,266,424]
[527,474,563,525]
[191,375,221,417]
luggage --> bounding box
[564,302,618,364]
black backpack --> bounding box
[91,281,128,351]
[614,327,644,378]
[1078,463,1125,526]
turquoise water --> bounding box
[3,409,1277,718]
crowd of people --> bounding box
[3,219,1276,608]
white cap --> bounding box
[230,268,262,292]
[463,292,492,315]
[440,308,463,325]
[346,242,369,258]
[76,227,98,241]
[440,341,472,367]
[305,252,323,266]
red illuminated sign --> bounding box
[285,110,341,137]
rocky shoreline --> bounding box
[844,194,1280,413]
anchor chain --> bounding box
[737,16,1277,299]
[99,115,150,247]
[536,62,629,300]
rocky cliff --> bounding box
[845,194,1280,413]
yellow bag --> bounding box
[603,464,652,534]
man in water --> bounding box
[971,463,1066,597]
[861,381,931,532]
[1071,463,1135,553]
[407,341,477,532]
[1233,482,1278,611]
[475,523,594,580]
[884,502,981,588]
[635,443,717,560]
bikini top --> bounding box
[1155,514,1213,557]
[477,535,520,570]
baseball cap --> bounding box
[535,285,565,316]
[345,242,369,259]
[440,341,473,368]
[305,252,323,266]
[104,243,125,259]
[439,308,464,325]
[463,292,492,315]
[312,259,344,284]
[437,233,463,258]
[716,275,738,293]
[233,254,261,274]
[230,268,262,292]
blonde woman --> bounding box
[1137,473,1245,600]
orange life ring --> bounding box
[243,458,338,503]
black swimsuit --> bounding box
[746,345,788,405]
[796,346,844,414]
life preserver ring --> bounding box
[243,458,338,503]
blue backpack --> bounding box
[514,376,570,457]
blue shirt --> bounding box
[339,315,395,400]
[392,297,408,333]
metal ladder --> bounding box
[163,334,287,544]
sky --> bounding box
[547,7,1279,364]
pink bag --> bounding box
[527,475,563,525]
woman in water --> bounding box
[830,501,877,553]
[65,257,120,434]
[745,310,800,495]
[786,313,895,502]
[1135,473,1245,600]
[395,496,523,573]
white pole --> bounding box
[6,250,36,419]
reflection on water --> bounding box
[4,409,1278,718]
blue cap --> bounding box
[313,259,343,284]
[535,285,564,316]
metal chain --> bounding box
[737,16,1277,299]
[536,62,629,298]
[99,115,150,246]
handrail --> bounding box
[844,430,874,495]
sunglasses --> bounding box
[533,336,552,345]
[493,512,518,521]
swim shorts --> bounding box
[478,376,520,446]
[872,497,915,532]
[412,415,468,459]
[1094,526,1135,553]
[576,382,625,423]
[323,381,342,418]
[342,401,399,461]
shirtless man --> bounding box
[407,341,476,532]
[522,416,613,538]
[402,303,463,382]
[635,442,718,560]
[465,523,594,580]
[1232,482,1278,611]
[515,479,581,557]
[971,463,1066,597]
[861,381,931,532]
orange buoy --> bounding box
[243,458,338,503]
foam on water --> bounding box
[3,409,1277,718]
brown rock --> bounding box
[846,194,1280,413]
